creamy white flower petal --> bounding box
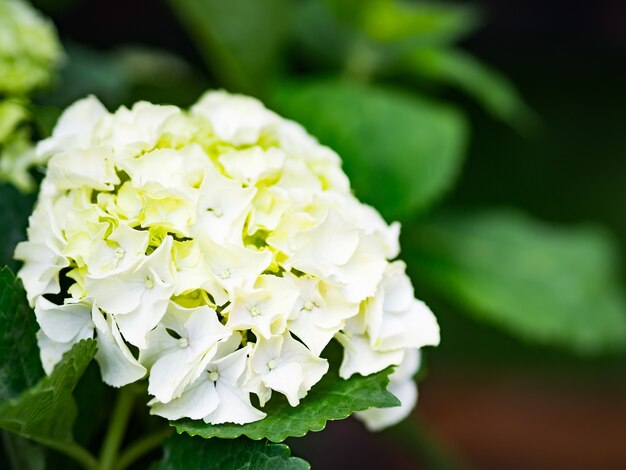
[191,167,256,245]
[227,275,299,339]
[149,376,219,420]
[97,101,180,160]
[391,348,421,382]
[335,332,404,379]
[202,345,265,424]
[146,302,230,403]
[247,333,328,407]
[37,95,107,157]
[197,237,272,298]
[191,91,279,145]
[87,223,150,277]
[287,275,359,356]
[367,262,440,351]
[15,202,68,305]
[355,376,418,431]
[87,236,175,347]
[218,146,285,184]
[151,336,264,424]
[92,305,146,387]
[37,330,73,375]
[34,297,93,343]
[47,146,120,191]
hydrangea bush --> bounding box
[15,90,439,430]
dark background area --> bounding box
[29,1,626,468]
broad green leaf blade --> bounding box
[0,186,35,271]
[173,343,399,442]
[405,48,535,131]
[0,339,97,446]
[153,435,309,470]
[271,79,467,221]
[0,267,43,401]
[406,210,626,353]
[166,0,287,95]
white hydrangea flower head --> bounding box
[15,90,440,428]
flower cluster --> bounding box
[0,0,62,95]
[15,91,440,429]
[0,0,62,191]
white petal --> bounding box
[191,91,279,145]
[92,306,146,387]
[203,382,265,424]
[336,333,404,379]
[355,378,418,431]
[37,96,108,157]
[37,330,73,375]
[34,297,93,343]
[150,377,219,421]
[263,363,303,406]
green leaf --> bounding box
[0,267,43,402]
[405,48,535,131]
[0,185,35,271]
[167,0,287,95]
[0,340,97,450]
[292,0,355,67]
[406,210,626,354]
[271,79,467,221]
[360,0,480,45]
[173,342,399,442]
[1,430,45,470]
[153,434,309,470]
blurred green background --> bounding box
[2,0,626,468]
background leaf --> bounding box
[152,434,309,470]
[0,340,96,451]
[359,0,480,45]
[173,342,399,442]
[406,210,626,354]
[404,48,534,131]
[166,0,287,95]
[1,431,45,470]
[271,79,467,221]
[0,268,43,401]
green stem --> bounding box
[114,428,173,470]
[51,442,99,470]
[98,387,135,470]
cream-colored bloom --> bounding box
[16,90,439,427]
